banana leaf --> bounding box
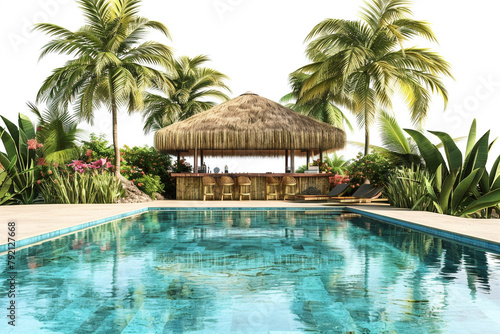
[459,188,500,217]
[405,129,447,175]
[451,168,483,214]
[429,131,462,173]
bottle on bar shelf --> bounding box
[224,165,228,173]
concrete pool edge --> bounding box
[1,202,499,253]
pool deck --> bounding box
[1,201,499,251]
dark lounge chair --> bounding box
[328,184,385,203]
[294,183,350,201]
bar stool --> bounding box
[266,176,280,200]
[237,176,252,201]
[220,176,234,200]
[202,176,217,201]
[282,176,297,200]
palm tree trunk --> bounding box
[109,80,121,178]
[112,103,121,178]
[364,123,370,156]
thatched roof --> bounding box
[154,92,346,157]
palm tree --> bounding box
[372,110,421,166]
[142,55,231,133]
[28,102,84,164]
[297,0,453,155]
[34,0,173,176]
[281,70,353,132]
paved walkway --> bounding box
[1,201,499,251]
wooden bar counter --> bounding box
[171,173,333,200]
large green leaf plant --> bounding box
[0,114,39,204]
[406,120,500,218]
[0,170,15,205]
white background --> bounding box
[1,0,499,172]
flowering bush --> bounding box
[37,158,123,204]
[121,145,175,198]
[174,158,192,173]
[27,138,43,150]
[68,158,113,173]
[136,174,164,198]
[80,133,115,163]
[329,174,350,189]
[346,152,394,188]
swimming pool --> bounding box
[2,209,500,333]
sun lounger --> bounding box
[294,183,350,201]
[329,184,385,203]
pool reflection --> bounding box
[1,210,499,333]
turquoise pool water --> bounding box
[2,210,500,333]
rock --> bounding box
[116,176,153,204]
[153,192,165,200]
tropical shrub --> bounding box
[83,136,176,198]
[324,153,348,174]
[121,145,174,198]
[81,134,115,164]
[295,165,308,173]
[385,165,434,211]
[346,153,393,188]
[406,120,500,218]
[136,174,164,199]
[173,158,192,173]
[296,153,348,174]
[37,158,124,204]
[0,170,15,205]
[0,114,40,204]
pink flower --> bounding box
[37,180,41,184]
[105,161,113,169]
[27,139,38,150]
[68,160,89,173]
[37,158,47,166]
[37,143,43,149]
[92,158,108,169]
[85,149,93,157]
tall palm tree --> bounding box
[28,102,84,164]
[34,0,173,176]
[281,70,353,132]
[142,55,231,133]
[297,0,453,155]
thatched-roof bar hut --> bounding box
[155,92,346,172]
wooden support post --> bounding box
[200,150,204,168]
[291,150,295,173]
[194,148,198,173]
[319,150,323,163]
[306,150,310,168]
[177,151,181,166]
[285,150,289,173]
